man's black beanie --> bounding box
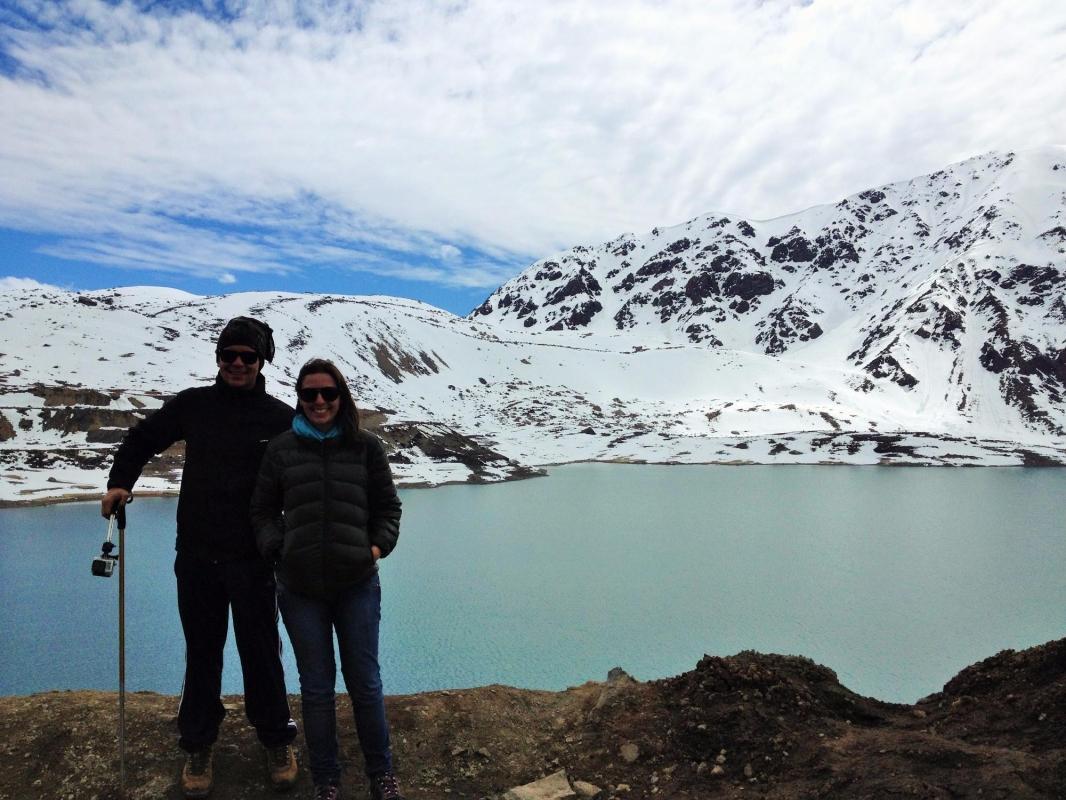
[216,316,276,363]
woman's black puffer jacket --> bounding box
[251,427,402,601]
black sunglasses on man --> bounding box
[217,348,261,365]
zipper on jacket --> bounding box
[321,439,331,589]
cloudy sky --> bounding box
[1,0,1064,314]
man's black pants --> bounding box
[174,552,297,753]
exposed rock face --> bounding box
[30,385,114,407]
[6,638,1066,799]
[38,407,145,435]
[0,412,14,442]
[381,422,542,484]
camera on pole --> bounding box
[92,506,122,577]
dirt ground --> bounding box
[3,638,1066,800]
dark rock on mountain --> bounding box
[380,422,541,484]
[39,407,144,435]
[545,269,602,306]
[547,300,604,331]
[864,352,919,389]
[768,232,817,264]
[30,385,114,407]
[755,297,823,356]
[722,271,776,302]
[0,414,14,442]
[684,273,720,304]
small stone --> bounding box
[743,764,754,778]
[615,784,631,792]
[911,709,927,719]
[620,743,640,763]
[502,769,576,800]
[696,762,708,776]
[714,753,726,765]
[573,780,602,799]
[710,765,726,777]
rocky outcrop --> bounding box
[381,421,543,484]
[30,385,114,407]
[0,412,14,442]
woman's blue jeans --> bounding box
[278,574,392,786]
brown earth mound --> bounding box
[2,640,1066,799]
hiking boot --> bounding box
[368,771,405,800]
[315,785,340,800]
[180,747,213,798]
[266,743,299,791]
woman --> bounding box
[251,358,404,800]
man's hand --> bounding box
[101,487,132,519]
[371,545,382,562]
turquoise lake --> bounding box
[1,463,1064,704]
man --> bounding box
[101,316,299,798]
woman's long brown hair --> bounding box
[296,358,361,445]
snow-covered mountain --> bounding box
[472,148,1066,438]
[2,149,1065,504]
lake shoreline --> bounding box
[4,444,1064,509]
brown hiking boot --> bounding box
[266,743,298,791]
[181,747,213,798]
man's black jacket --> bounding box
[107,374,294,561]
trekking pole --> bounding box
[92,498,130,796]
[117,502,127,794]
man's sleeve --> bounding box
[366,435,402,558]
[106,393,186,491]
[250,442,285,562]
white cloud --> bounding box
[0,0,1064,289]
[0,276,61,291]
[439,244,462,261]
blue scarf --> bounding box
[292,414,341,441]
